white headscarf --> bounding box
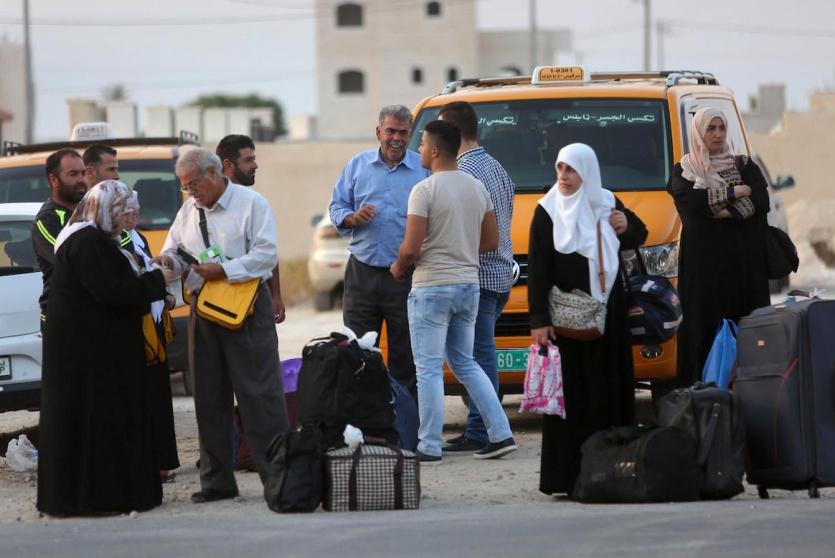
[54,180,141,274]
[681,107,736,189]
[538,143,620,303]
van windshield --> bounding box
[0,159,182,230]
[409,99,671,192]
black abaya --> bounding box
[669,158,771,385]
[37,226,167,515]
[528,198,647,496]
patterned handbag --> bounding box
[548,222,607,341]
[323,438,420,512]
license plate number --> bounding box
[496,349,528,372]
[0,356,10,380]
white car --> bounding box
[307,210,349,311]
[0,203,42,412]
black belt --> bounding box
[351,255,392,271]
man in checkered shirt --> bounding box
[438,101,516,452]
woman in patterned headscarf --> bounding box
[38,180,168,516]
[669,108,771,387]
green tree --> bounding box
[188,93,286,137]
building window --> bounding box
[412,67,424,85]
[426,1,442,17]
[447,67,459,82]
[338,70,365,94]
[336,3,363,27]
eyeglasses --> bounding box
[179,173,205,193]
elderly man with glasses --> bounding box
[155,148,289,505]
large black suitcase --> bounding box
[735,295,835,498]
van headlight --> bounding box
[638,241,679,277]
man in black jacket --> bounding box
[31,149,88,330]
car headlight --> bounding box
[638,241,679,277]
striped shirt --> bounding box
[457,147,515,293]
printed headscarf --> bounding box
[538,143,620,303]
[681,107,736,189]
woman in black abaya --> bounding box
[37,180,167,516]
[528,143,647,497]
[670,107,770,385]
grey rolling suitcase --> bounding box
[735,293,835,498]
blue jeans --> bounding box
[408,284,513,457]
[466,288,510,443]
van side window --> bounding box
[681,97,749,156]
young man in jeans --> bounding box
[391,120,517,463]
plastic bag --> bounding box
[519,343,566,418]
[702,319,739,389]
[5,434,38,472]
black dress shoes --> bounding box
[190,489,239,504]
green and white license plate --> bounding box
[496,349,528,372]
[0,355,11,380]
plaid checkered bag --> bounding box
[323,439,420,512]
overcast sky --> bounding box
[0,0,833,141]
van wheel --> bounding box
[313,291,333,312]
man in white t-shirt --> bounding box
[391,120,516,463]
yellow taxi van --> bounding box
[395,67,754,398]
[0,128,197,391]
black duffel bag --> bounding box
[765,225,799,280]
[656,382,746,500]
[297,333,397,449]
[263,429,324,513]
[573,425,701,503]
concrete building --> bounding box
[66,98,102,135]
[0,38,27,144]
[315,0,571,139]
[106,101,138,138]
[742,83,786,134]
[145,105,175,137]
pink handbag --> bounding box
[519,343,566,418]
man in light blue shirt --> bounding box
[329,105,430,392]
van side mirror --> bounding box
[311,213,324,227]
[775,175,795,190]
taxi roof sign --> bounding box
[70,122,114,142]
[532,65,588,85]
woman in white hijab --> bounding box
[38,180,168,517]
[528,143,647,498]
[669,107,770,387]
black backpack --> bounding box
[297,333,397,449]
[573,425,702,503]
[263,429,324,513]
[657,382,746,499]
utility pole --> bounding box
[656,20,669,69]
[22,0,35,144]
[642,0,651,71]
[529,0,538,69]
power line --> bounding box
[666,20,835,39]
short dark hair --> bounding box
[423,120,461,159]
[45,148,82,180]
[438,101,478,141]
[82,144,117,167]
[216,134,255,164]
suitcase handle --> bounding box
[348,439,405,511]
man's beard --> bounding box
[57,179,86,204]
[234,167,255,186]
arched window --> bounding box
[412,67,424,84]
[426,1,442,17]
[338,70,365,94]
[446,67,459,82]
[336,3,363,27]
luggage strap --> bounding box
[348,437,404,511]
[697,402,721,467]
[197,208,211,249]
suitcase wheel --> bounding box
[757,486,770,499]
[808,483,820,499]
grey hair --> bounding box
[176,147,222,176]
[378,104,413,125]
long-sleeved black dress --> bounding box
[37,226,167,515]
[131,231,180,472]
[669,158,771,385]
[528,197,648,496]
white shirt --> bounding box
[161,179,278,283]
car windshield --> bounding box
[0,159,182,230]
[409,98,671,192]
[0,219,37,275]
